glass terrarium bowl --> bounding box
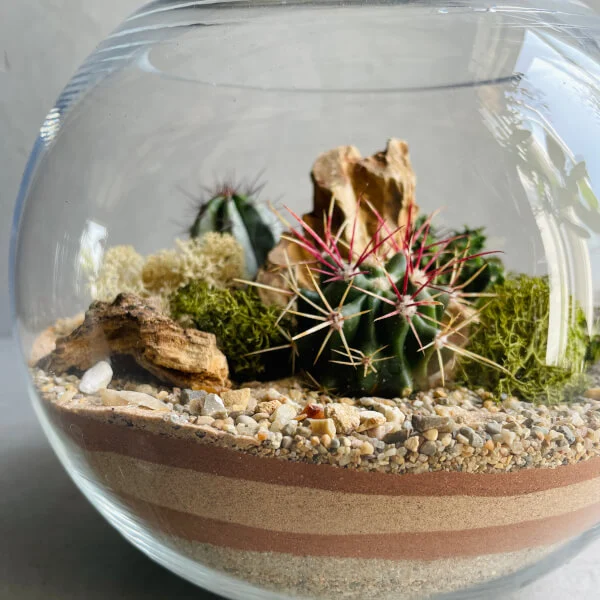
[10,1,600,598]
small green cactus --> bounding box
[189,182,276,279]
[253,204,504,397]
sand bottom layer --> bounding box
[165,538,560,600]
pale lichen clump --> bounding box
[92,233,245,308]
[93,245,145,302]
[142,233,245,294]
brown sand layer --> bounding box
[52,407,600,497]
[87,451,600,535]
[120,491,600,561]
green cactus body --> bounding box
[189,189,275,278]
[296,253,450,396]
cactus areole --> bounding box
[189,186,275,279]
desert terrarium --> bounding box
[11,1,600,599]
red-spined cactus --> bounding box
[266,203,505,396]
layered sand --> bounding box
[32,358,600,598]
[41,397,600,598]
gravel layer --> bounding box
[32,362,600,474]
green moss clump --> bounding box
[170,280,292,381]
[458,275,589,404]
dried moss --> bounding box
[141,233,245,294]
[92,245,145,302]
[458,275,589,404]
[170,280,293,380]
[91,233,244,308]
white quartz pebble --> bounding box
[79,360,113,394]
[201,393,227,417]
[270,403,297,432]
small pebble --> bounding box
[79,361,113,394]
[412,415,454,433]
[439,433,453,447]
[420,441,437,456]
[382,428,408,444]
[423,429,438,442]
[459,426,484,448]
[383,406,406,424]
[357,410,386,432]
[309,418,336,438]
[181,389,206,404]
[257,399,282,415]
[501,429,517,446]
[485,421,502,436]
[201,393,227,418]
[221,388,251,411]
[404,436,420,453]
[456,433,469,445]
[359,441,375,455]
[281,421,298,436]
[270,403,298,432]
[555,425,576,445]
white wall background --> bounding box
[0,0,142,336]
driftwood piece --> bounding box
[309,138,416,254]
[257,138,417,304]
[37,293,231,392]
[29,313,85,367]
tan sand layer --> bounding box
[87,451,600,536]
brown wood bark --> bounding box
[38,293,231,391]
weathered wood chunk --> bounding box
[37,293,230,391]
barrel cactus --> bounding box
[189,182,276,278]
[256,204,504,397]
